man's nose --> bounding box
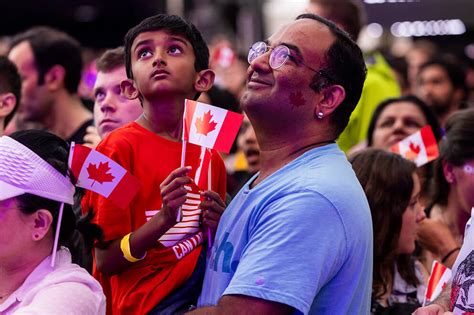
[100,93,117,113]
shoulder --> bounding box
[20,257,105,314]
[96,122,143,156]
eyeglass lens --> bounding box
[248,41,290,70]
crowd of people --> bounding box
[0,0,473,314]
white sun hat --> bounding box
[0,135,74,204]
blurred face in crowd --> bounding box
[445,159,474,214]
[371,101,428,150]
[8,41,53,123]
[398,173,424,254]
[93,66,142,138]
[407,48,431,90]
[237,114,260,174]
[417,65,457,116]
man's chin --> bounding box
[428,102,451,115]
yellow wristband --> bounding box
[120,233,146,263]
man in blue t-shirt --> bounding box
[190,13,373,315]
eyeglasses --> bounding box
[248,41,333,82]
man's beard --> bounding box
[428,99,452,117]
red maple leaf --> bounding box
[289,91,306,108]
[195,110,218,136]
[87,161,115,186]
[409,141,421,154]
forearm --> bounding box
[186,295,293,315]
[187,306,219,315]
[431,283,452,311]
[95,210,175,275]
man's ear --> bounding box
[121,79,140,100]
[442,160,456,184]
[315,84,346,118]
[44,65,66,91]
[194,69,215,93]
[31,209,53,242]
[0,93,17,117]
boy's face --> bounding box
[130,30,198,101]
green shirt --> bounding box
[337,52,400,152]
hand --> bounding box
[83,126,102,149]
[200,190,226,236]
[412,304,448,314]
[160,166,192,223]
[417,218,459,257]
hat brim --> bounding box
[0,179,26,201]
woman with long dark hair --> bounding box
[351,149,427,314]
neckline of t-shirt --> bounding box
[243,143,338,194]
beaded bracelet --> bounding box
[441,247,460,264]
[120,233,146,263]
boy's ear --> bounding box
[194,69,215,93]
[0,92,17,117]
[121,79,140,100]
[44,65,66,91]
[314,84,346,119]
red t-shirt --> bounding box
[83,122,227,314]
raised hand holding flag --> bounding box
[423,260,452,306]
[180,99,242,242]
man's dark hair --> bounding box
[308,0,366,40]
[124,14,209,80]
[10,26,83,94]
[296,13,367,136]
[419,58,467,99]
[96,47,125,73]
[0,56,21,128]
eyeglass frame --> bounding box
[247,41,335,84]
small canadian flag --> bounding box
[183,99,244,154]
[211,44,236,69]
[70,143,140,209]
[390,125,439,167]
[423,260,452,305]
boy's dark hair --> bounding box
[96,47,126,73]
[0,56,21,128]
[124,14,209,80]
[10,26,83,94]
[296,13,367,137]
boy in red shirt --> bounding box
[85,14,226,314]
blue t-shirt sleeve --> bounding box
[222,190,348,314]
